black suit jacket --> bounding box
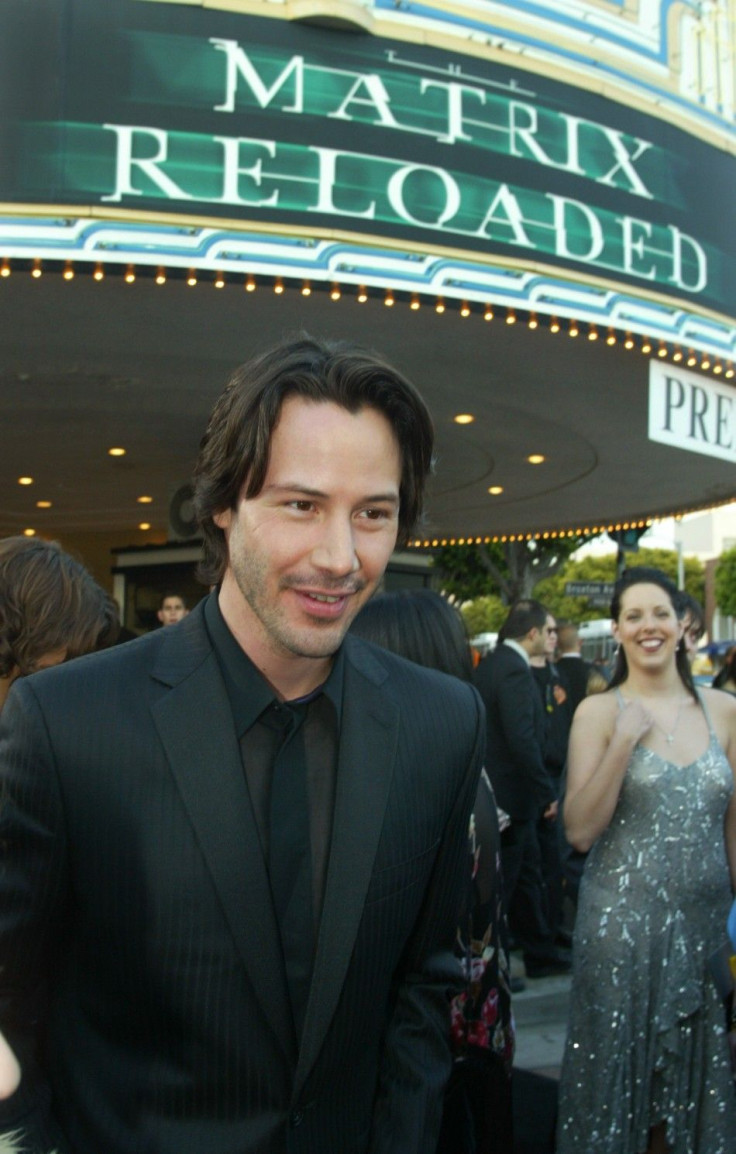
[474,642,556,821]
[0,600,484,1154]
[557,655,596,714]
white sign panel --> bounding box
[648,361,736,462]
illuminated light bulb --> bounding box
[301,281,311,296]
[186,270,197,287]
[384,290,395,307]
[274,278,284,294]
[506,309,516,324]
[658,343,667,358]
[330,283,341,301]
[726,365,734,378]
[569,320,579,337]
[138,522,151,532]
[36,500,52,509]
[63,261,74,281]
[410,295,420,310]
[124,265,136,284]
[155,267,166,285]
[214,272,225,289]
[624,333,635,349]
[460,301,471,317]
[435,297,445,314]
[701,357,711,370]
[606,329,616,345]
[31,259,42,279]
[1,259,10,278]
[23,528,36,537]
[687,350,697,366]
[137,495,153,504]
[454,414,475,425]
[528,312,538,329]
[245,275,256,292]
[17,476,33,486]
[549,317,560,333]
[108,447,126,457]
[488,485,504,495]
[672,348,683,362]
[93,263,104,281]
[527,454,545,465]
[588,325,598,341]
[357,286,367,303]
[483,304,493,321]
[641,338,652,354]
[713,360,724,375]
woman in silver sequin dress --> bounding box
[557,567,736,1154]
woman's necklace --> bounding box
[650,701,686,744]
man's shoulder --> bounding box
[344,634,479,709]
[23,603,209,700]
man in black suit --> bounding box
[474,601,569,979]
[556,621,597,714]
[0,335,484,1154]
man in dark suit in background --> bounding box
[474,601,570,979]
[0,334,484,1154]
[556,621,596,715]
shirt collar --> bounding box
[204,590,344,735]
[502,637,531,666]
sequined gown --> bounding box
[557,700,736,1153]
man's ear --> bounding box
[156,610,164,624]
[213,509,231,531]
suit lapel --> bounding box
[295,640,399,1091]
[150,608,296,1065]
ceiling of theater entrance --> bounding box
[1,272,734,545]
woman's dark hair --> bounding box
[713,647,736,690]
[350,589,474,683]
[608,566,697,700]
[0,536,120,678]
[193,333,434,586]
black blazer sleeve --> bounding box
[0,681,72,1154]
[368,682,484,1154]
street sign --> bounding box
[565,581,615,598]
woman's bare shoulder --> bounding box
[700,685,736,720]
[573,688,619,725]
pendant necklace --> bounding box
[652,701,685,744]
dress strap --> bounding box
[614,687,626,710]
[695,687,717,738]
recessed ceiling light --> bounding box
[18,476,34,485]
[108,447,126,457]
[454,414,475,425]
[488,486,504,495]
[527,454,546,465]
[35,500,52,509]
[138,522,151,531]
[136,495,153,504]
[23,528,35,537]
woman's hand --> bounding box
[613,699,653,745]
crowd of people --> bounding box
[1,332,735,1154]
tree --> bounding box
[535,547,705,621]
[460,594,507,637]
[715,547,736,618]
[433,535,588,605]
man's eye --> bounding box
[289,501,314,512]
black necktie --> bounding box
[266,701,314,1041]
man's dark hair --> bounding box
[350,589,473,683]
[608,566,697,700]
[498,599,547,643]
[192,333,435,586]
[0,536,119,678]
[159,592,188,610]
[673,589,704,637]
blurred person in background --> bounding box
[351,589,514,1154]
[0,535,119,714]
[157,593,189,627]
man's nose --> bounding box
[311,516,360,575]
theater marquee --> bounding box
[2,0,734,317]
